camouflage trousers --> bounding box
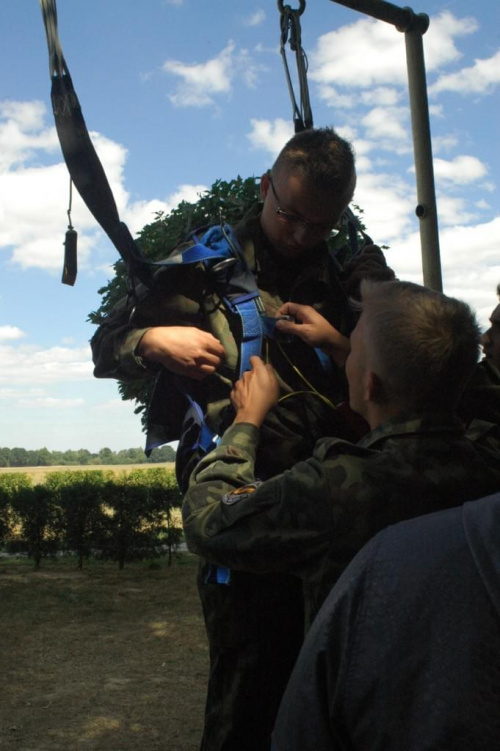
[197,561,305,751]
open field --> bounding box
[0,555,206,751]
[0,464,176,485]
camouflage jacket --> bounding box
[458,359,500,428]
[91,206,390,478]
[183,412,500,622]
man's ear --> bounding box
[260,173,270,200]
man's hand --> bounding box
[137,326,225,380]
[275,303,351,366]
[232,356,280,428]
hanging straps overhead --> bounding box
[39,0,151,287]
[278,0,313,133]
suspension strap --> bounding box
[278,0,313,133]
[39,0,152,287]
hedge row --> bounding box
[0,468,183,569]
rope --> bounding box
[277,0,313,132]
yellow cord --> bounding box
[274,340,338,412]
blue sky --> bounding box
[1,0,499,451]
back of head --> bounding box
[359,280,481,412]
[272,127,356,208]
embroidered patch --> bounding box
[222,481,262,505]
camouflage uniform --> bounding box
[458,358,500,428]
[91,205,391,751]
[183,412,500,625]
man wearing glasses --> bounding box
[91,127,394,751]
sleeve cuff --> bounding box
[121,328,153,374]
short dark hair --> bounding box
[359,279,481,411]
[272,127,356,208]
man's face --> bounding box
[345,313,369,418]
[259,168,347,259]
[482,304,500,370]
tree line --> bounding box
[0,445,176,468]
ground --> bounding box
[0,555,207,751]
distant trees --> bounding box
[0,445,176,468]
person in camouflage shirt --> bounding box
[457,285,500,428]
[183,280,500,626]
[91,128,395,751]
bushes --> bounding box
[0,469,183,568]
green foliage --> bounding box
[0,469,182,569]
[10,484,63,570]
[44,471,112,569]
[0,473,32,546]
[100,468,182,569]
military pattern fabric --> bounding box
[183,411,500,623]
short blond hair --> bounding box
[358,280,481,410]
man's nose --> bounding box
[292,223,311,246]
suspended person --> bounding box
[91,127,394,751]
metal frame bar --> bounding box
[330,0,443,291]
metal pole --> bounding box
[330,0,443,291]
[405,27,442,290]
[329,0,427,32]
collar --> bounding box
[358,411,466,450]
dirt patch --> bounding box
[0,555,207,751]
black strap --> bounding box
[278,0,313,133]
[40,0,151,287]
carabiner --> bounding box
[277,0,306,16]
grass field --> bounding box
[0,464,176,484]
[0,554,207,751]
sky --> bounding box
[1,0,499,452]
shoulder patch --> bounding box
[222,481,262,505]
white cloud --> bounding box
[0,100,59,170]
[0,342,93,384]
[361,106,410,151]
[432,134,459,154]
[436,195,478,227]
[310,12,478,93]
[162,41,261,108]
[433,155,488,185]
[354,171,416,247]
[246,118,294,157]
[430,49,500,96]
[310,18,407,89]
[0,325,25,342]
[17,397,85,409]
[423,11,478,69]
[244,10,266,27]
[382,216,500,327]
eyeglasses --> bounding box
[268,176,337,235]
